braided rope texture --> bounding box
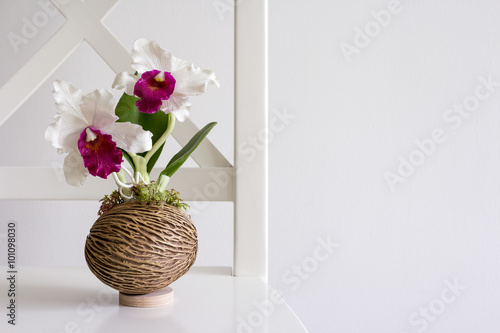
[84,202,198,295]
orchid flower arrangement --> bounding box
[45,39,219,207]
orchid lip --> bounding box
[133,70,176,114]
[78,127,122,179]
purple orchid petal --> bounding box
[133,70,176,114]
[78,127,122,179]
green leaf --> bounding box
[160,122,217,178]
[115,93,169,172]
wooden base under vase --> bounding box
[119,287,174,307]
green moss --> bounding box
[98,183,189,216]
[132,182,189,210]
[98,190,123,216]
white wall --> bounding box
[1,1,500,332]
[268,0,500,332]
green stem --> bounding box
[129,152,149,184]
[157,174,170,192]
[144,113,175,163]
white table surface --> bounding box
[0,266,307,333]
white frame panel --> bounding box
[234,0,268,280]
[0,0,268,281]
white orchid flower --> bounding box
[45,80,153,186]
[112,38,219,121]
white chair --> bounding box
[0,0,307,331]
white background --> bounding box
[268,1,500,332]
[2,1,500,332]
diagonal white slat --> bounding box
[0,0,230,168]
[0,24,82,129]
[0,167,234,201]
[50,0,131,73]
[0,0,120,129]
[85,0,121,20]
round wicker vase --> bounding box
[84,202,198,295]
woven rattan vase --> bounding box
[84,202,198,295]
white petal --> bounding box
[63,150,89,186]
[160,94,191,122]
[130,38,173,73]
[171,107,190,122]
[112,72,138,95]
[171,56,220,96]
[45,121,62,150]
[52,80,85,117]
[80,89,118,130]
[104,122,153,154]
[46,112,88,153]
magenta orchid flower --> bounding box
[45,80,153,186]
[112,38,219,121]
[134,70,176,114]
